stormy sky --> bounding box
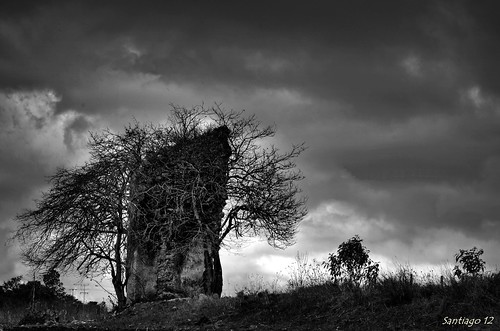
[1,0,500,301]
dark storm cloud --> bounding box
[2,0,493,119]
[0,90,92,228]
[63,114,93,150]
[1,0,500,282]
[296,108,500,242]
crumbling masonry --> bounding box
[126,126,231,302]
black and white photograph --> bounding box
[1,1,499,329]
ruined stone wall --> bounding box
[126,126,231,302]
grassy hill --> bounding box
[96,270,500,331]
[5,268,496,330]
[2,252,499,330]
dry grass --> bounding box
[91,265,500,330]
[2,263,499,330]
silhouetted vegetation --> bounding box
[4,239,495,330]
[453,246,486,278]
[323,235,379,289]
[0,272,106,327]
[91,252,499,330]
[14,106,306,308]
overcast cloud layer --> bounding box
[1,0,500,300]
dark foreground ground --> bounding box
[3,278,500,331]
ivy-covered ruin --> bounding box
[126,126,231,302]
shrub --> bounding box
[453,247,485,278]
[323,235,379,289]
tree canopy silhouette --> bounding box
[14,105,307,308]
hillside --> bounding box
[97,278,500,331]
[4,272,499,331]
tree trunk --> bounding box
[113,229,127,309]
[112,277,127,309]
[212,247,223,296]
[202,244,222,296]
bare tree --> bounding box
[135,105,307,295]
[14,123,154,308]
[166,105,307,247]
[212,106,307,249]
[15,105,307,304]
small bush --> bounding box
[323,235,379,289]
[453,247,485,278]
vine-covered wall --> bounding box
[126,126,231,302]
